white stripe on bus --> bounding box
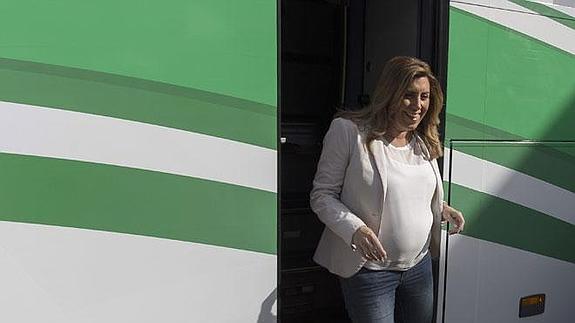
[444,234,575,322]
[444,149,575,225]
[452,0,575,55]
[0,101,277,193]
[0,221,276,322]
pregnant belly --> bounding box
[379,210,433,263]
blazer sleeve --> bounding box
[310,118,367,247]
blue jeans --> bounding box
[339,253,433,323]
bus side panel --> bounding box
[0,1,277,322]
[442,1,575,322]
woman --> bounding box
[310,56,465,323]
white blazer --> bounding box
[310,118,444,278]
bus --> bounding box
[0,0,572,322]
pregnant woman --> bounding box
[310,56,465,323]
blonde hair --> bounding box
[339,56,444,159]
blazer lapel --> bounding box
[430,159,444,204]
[415,134,444,212]
[369,139,388,209]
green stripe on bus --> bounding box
[0,0,276,106]
[446,114,575,193]
[447,8,575,143]
[509,0,575,30]
[449,184,575,264]
[0,153,277,255]
[0,59,276,150]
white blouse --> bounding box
[364,136,436,271]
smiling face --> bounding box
[345,56,444,158]
[389,76,431,133]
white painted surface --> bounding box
[0,101,277,193]
[526,0,575,7]
[452,0,575,55]
[0,221,277,323]
[444,235,575,323]
[553,0,575,9]
[540,0,575,16]
[444,149,575,225]
[435,229,448,323]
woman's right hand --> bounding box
[352,226,387,261]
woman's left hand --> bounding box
[442,202,465,235]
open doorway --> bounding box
[279,1,448,321]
